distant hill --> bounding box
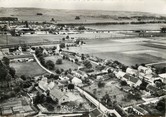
[0,7,165,22]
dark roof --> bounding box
[123,74,131,80]
[129,77,139,83]
[124,74,139,83]
[146,85,159,92]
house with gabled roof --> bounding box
[50,86,69,104]
[123,74,142,87]
[115,71,126,79]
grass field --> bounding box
[10,62,47,77]
[45,55,78,70]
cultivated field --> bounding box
[68,37,166,66]
[0,34,63,45]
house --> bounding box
[38,77,55,91]
[123,74,142,87]
[71,77,83,86]
[159,73,166,84]
[1,48,10,55]
[50,86,69,104]
[72,70,88,79]
[146,84,165,96]
[115,71,126,79]
[126,67,137,75]
[138,66,152,75]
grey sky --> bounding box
[0,0,166,14]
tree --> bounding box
[51,18,55,22]
[59,43,65,48]
[75,16,80,20]
[68,84,75,90]
[56,59,62,65]
[46,60,55,70]
[25,21,29,28]
[78,26,85,30]
[83,60,92,69]
[66,35,69,39]
[20,75,27,80]
[120,80,127,86]
[9,67,16,78]
[140,78,148,90]
[156,98,165,112]
[0,61,8,82]
[2,57,10,66]
[55,69,61,74]
[98,81,105,88]
[155,81,162,89]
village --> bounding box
[0,5,166,117]
[0,35,165,117]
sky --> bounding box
[0,0,166,14]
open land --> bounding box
[45,55,78,70]
[10,62,47,76]
[68,37,166,66]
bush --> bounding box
[56,59,62,65]
[78,26,85,30]
[59,43,65,48]
[120,80,127,86]
[75,16,80,20]
[46,60,55,70]
[98,81,105,88]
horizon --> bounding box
[0,0,166,15]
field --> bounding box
[10,62,47,77]
[0,34,64,45]
[45,55,78,70]
[68,37,166,66]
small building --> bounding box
[115,71,126,79]
[126,67,137,75]
[158,73,166,84]
[1,48,10,55]
[71,77,83,86]
[138,66,152,75]
[72,70,88,79]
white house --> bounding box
[138,66,152,75]
[115,71,126,79]
[71,77,83,86]
[126,67,137,75]
[158,73,166,84]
